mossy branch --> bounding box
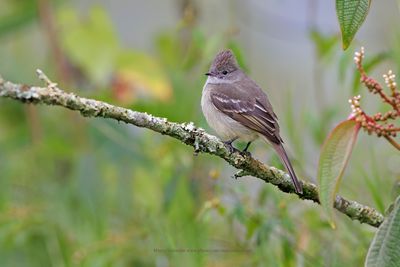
[0,70,384,228]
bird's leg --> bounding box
[241,141,252,157]
[223,137,238,153]
[243,141,252,152]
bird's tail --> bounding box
[268,140,303,194]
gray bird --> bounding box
[201,49,303,194]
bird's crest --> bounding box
[211,50,239,72]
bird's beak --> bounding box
[205,72,212,76]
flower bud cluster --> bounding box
[349,48,400,140]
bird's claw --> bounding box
[232,170,251,179]
[223,141,236,153]
[240,150,252,157]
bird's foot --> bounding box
[240,141,252,157]
[241,150,252,157]
[223,141,236,154]
[232,170,251,179]
[223,138,238,154]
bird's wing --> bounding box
[209,82,282,144]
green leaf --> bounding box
[57,7,119,85]
[365,196,400,267]
[309,30,340,61]
[318,119,360,227]
[336,0,371,50]
[0,0,38,37]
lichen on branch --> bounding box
[0,69,384,228]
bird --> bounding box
[201,49,303,194]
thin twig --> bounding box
[384,136,400,151]
[0,71,385,228]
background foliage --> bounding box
[0,1,399,266]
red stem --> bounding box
[385,136,400,151]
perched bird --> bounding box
[201,50,303,194]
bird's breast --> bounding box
[201,83,258,142]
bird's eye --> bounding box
[222,70,228,75]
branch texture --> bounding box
[0,71,384,228]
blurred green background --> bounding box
[0,1,399,266]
